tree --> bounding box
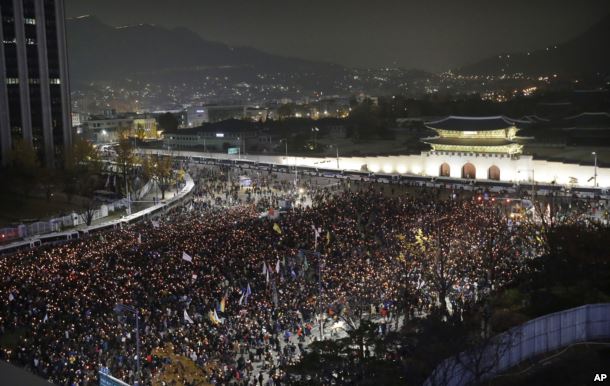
[286,320,408,385]
[77,175,101,226]
[61,138,103,204]
[66,136,102,174]
[277,103,295,120]
[115,137,137,197]
[9,139,40,196]
[38,168,57,202]
[135,124,146,140]
[157,112,180,132]
[348,100,386,140]
[142,154,174,200]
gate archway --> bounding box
[488,165,500,180]
[439,163,450,177]
[462,163,476,179]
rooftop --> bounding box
[564,112,610,128]
[423,137,517,147]
[425,116,523,131]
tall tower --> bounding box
[0,0,72,167]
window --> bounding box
[50,78,61,84]
[25,18,36,25]
[6,78,19,84]
[26,38,36,45]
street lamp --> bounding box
[114,303,141,386]
[592,151,598,188]
[280,138,288,159]
[329,144,340,169]
[311,127,319,150]
[314,251,324,339]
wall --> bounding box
[145,149,610,188]
[425,303,610,386]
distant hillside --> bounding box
[66,16,346,86]
[457,14,610,78]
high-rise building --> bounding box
[0,0,71,167]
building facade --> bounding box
[81,114,159,143]
[423,116,524,180]
[0,0,71,167]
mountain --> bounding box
[457,14,610,79]
[66,15,346,87]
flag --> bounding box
[137,233,142,244]
[105,175,110,188]
[397,234,406,241]
[275,259,280,274]
[214,309,223,324]
[43,313,48,323]
[182,252,193,262]
[219,297,226,313]
[326,230,331,245]
[262,261,267,275]
[8,293,14,301]
[273,223,282,234]
[208,310,219,325]
[151,220,160,229]
[245,283,252,305]
[238,291,245,306]
[266,268,270,284]
[312,225,321,249]
[303,256,309,271]
[184,310,194,324]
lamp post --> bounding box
[592,151,598,188]
[125,173,132,215]
[311,127,319,150]
[280,138,288,159]
[114,304,141,385]
[330,144,340,169]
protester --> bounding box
[0,167,547,385]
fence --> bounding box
[0,197,130,244]
[425,303,610,386]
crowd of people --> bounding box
[0,165,545,386]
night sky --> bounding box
[65,0,610,72]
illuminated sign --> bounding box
[216,133,224,138]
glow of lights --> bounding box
[383,164,393,173]
[396,165,407,174]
